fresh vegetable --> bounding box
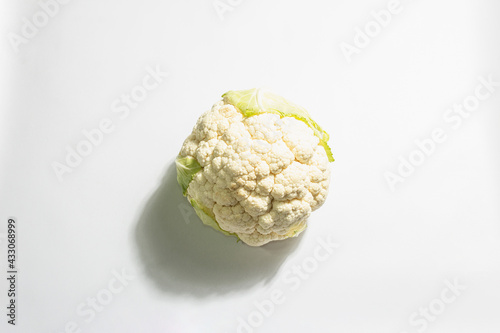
[176,88,333,246]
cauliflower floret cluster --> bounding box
[177,89,333,246]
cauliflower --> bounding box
[176,88,334,246]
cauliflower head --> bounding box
[176,88,333,246]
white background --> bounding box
[1,0,499,332]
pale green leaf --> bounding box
[175,155,202,196]
[190,199,240,240]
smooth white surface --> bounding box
[1,0,499,332]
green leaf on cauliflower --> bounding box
[222,88,334,162]
[190,199,240,240]
[285,220,307,238]
[175,155,202,195]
